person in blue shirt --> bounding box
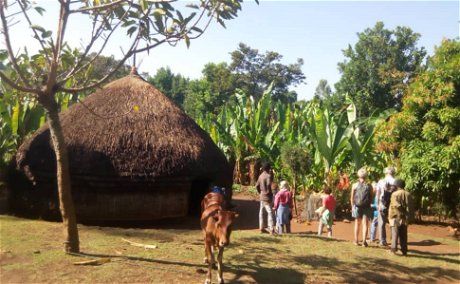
[370,182,379,243]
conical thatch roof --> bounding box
[15,74,232,188]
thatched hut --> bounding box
[7,72,232,222]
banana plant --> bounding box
[309,101,353,186]
[0,88,47,165]
[346,95,395,172]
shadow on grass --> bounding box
[227,264,306,284]
[81,224,202,243]
[68,251,203,269]
[291,232,349,243]
[407,239,441,246]
[409,249,460,265]
[292,254,460,283]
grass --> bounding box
[1,215,459,283]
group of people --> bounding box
[256,162,337,238]
[255,162,294,235]
[351,166,412,256]
[253,162,411,255]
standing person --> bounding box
[337,170,350,190]
[389,179,412,256]
[271,180,279,228]
[317,187,336,238]
[350,168,373,247]
[376,166,396,246]
[370,182,379,243]
[256,162,275,234]
[273,180,293,234]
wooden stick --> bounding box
[73,258,111,265]
[122,238,157,249]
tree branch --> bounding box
[69,0,128,14]
[46,0,70,93]
[0,72,40,94]
[59,35,141,93]
[0,1,32,87]
[60,4,133,83]
[17,0,51,67]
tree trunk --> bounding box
[233,158,242,185]
[248,160,257,186]
[46,106,79,253]
[293,174,298,218]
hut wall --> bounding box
[72,176,191,221]
[7,169,194,221]
[75,188,189,221]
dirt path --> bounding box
[232,193,459,255]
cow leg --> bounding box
[216,247,224,284]
[203,232,208,264]
[204,241,213,284]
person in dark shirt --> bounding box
[256,162,275,234]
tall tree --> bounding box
[314,79,332,99]
[183,62,235,117]
[375,39,460,218]
[148,67,189,107]
[0,0,250,253]
[335,22,426,117]
[229,42,305,103]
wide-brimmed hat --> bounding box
[280,180,290,190]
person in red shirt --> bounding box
[337,170,350,190]
[273,180,293,234]
[318,187,336,238]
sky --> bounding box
[4,1,460,101]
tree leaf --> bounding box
[34,6,46,16]
[11,99,20,136]
[153,8,166,16]
[184,34,190,48]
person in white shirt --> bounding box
[376,166,396,246]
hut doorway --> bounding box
[188,179,209,216]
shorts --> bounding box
[352,206,373,219]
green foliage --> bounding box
[229,43,305,103]
[378,39,460,217]
[148,67,189,107]
[183,44,306,117]
[346,96,394,172]
[335,22,426,117]
[280,142,312,188]
[308,100,353,186]
[196,83,390,191]
[183,63,236,118]
[314,79,332,99]
[0,86,45,167]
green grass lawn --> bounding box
[1,215,459,283]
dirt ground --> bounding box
[232,192,459,255]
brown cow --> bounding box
[201,192,238,284]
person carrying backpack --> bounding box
[376,166,396,246]
[350,168,373,247]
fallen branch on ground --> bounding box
[73,258,111,266]
[122,238,158,249]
